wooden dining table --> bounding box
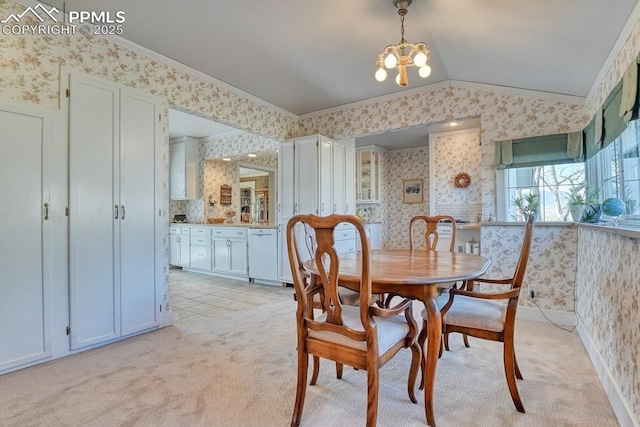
[304,249,491,427]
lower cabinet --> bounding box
[184,226,248,279]
[169,227,190,267]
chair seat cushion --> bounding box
[309,305,410,355]
[421,294,507,333]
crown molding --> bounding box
[300,80,585,120]
[18,0,298,121]
[586,0,640,106]
[429,126,481,139]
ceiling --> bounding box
[45,0,638,115]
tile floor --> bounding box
[168,268,291,324]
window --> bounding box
[500,163,586,221]
[587,120,640,215]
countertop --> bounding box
[171,222,278,229]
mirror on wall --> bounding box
[239,166,273,223]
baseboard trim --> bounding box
[577,319,639,427]
[163,310,174,327]
[516,306,576,326]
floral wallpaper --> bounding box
[297,85,589,219]
[0,1,296,140]
[587,17,640,116]
[378,147,431,249]
[201,132,280,159]
[576,227,640,422]
[480,224,578,312]
[432,129,482,222]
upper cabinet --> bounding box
[169,136,200,200]
[356,145,385,203]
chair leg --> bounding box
[443,332,450,351]
[463,333,471,348]
[336,362,344,379]
[366,356,379,427]
[514,352,523,380]
[291,351,309,427]
[503,336,525,413]
[417,320,427,390]
[407,341,421,404]
[310,355,320,385]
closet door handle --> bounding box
[332,203,336,213]
[43,203,49,221]
[114,204,119,220]
[345,204,348,213]
[293,203,297,214]
[121,205,126,220]
[321,203,325,213]
[278,203,281,213]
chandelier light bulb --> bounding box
[384,53,397,69]
[375,67,388,82]
[413,51,427,67]
[419,64,432,78]
[395,73,401,85]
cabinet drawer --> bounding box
[190,246,212,270]
[334,229,356,241]
[181,227,191,235]
[335,239,356,254]
[190,227,212,237]
[190,236,211,247]
[169,226,180,235]
[211,227,247,239]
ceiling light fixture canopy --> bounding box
[375,0,431,87]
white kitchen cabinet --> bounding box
[0,102,53,373]
[277,141,295,220]
[69,74,161,350]
[277,136,357,283]
[345,147,356,215]
[356,145,385,203]
[356,223,383,250]
[186,227,248,278]
[169,227,190,267]
[170,136,200,200]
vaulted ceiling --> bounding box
[46,0,639,115]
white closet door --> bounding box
[119,91,159,336]
[0,104,52,371]
[69,75,120,350]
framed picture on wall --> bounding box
[403,179,423,203]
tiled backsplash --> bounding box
[436,203,482,223]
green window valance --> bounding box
[585,53,640,159]
[494,132,583,170]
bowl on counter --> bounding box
[207,218,225,224]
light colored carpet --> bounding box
[0,300,618,427]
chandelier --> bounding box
[375,0,431,87]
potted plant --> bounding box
[567,185,601,222]
[512,193,539,221]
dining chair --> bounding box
[408,214,457,251]
[287,214,421,427]
[433,214,535,413]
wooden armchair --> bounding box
[287,214,421,427]
[437,214,535,413]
